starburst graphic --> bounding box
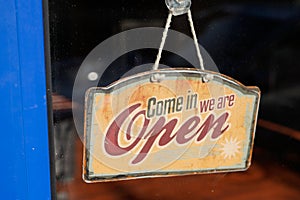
[220,137,241,159]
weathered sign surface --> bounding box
[83,69,260,182]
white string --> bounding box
[153,12,173,70]
[153,9,205,72]
[187,10,204,70]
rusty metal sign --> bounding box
[83,69,260,182]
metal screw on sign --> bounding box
[165,0,191,16]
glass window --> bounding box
[48,0,300,199]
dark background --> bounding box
[48,0,300,199]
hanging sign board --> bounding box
[83,69,260,182]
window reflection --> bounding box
[49,0,300,199]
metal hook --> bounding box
[165,0,191,16]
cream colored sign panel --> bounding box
[83,69,260,182]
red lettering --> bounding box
[131,117,177,164]
[104,103,230,165]
[199,100,210,113]
[197,112,229,141]
[104,104,147,156]
[176,116,199,144]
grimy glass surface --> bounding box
[48,0,300,199]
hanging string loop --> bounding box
[152,0,211,82]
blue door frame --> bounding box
[0,0,52,199]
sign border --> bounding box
[83,68,260,182]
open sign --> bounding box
[83,69,260,182]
